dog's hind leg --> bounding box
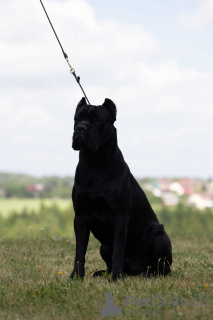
[146,236,172,277]
[93,244,112,277]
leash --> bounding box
[39,0,90,105]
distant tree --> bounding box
[0,172,74,198]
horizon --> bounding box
[0,170,211,181]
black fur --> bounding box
[70,98,172,281]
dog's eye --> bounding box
[75,118,80,123]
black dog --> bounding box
[70,97,172,281]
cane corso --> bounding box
[70,97,172,281]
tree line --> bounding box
[0,172,74,198]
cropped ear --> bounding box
[76,97,87,112]
[102,98,117,122]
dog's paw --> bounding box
[93,270,109,277]
[70,261,85,280]
[70,271,84,280]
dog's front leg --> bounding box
[70,215,90,279]
[111,213,128,281]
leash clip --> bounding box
[66,57,75,74]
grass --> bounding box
[0,198,71,217]
[0,233,212,320]
[0,200,213,319]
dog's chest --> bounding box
[75,193,112,219]
[75,193,115,244]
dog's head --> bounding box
[72,97,117,152]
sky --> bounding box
[0,0,213,178]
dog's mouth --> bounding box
[72,131,100,152]
[72,133,85,150]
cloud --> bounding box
[0,0,213,177]
[10,134,34,145]
[179,0,213,28]
[0,0,158,86]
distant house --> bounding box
[187,193,213,209]
[157,179,172,192]
[152,188,162,197]
[179,179,194,195]
[161,191,179,206]
[169,182,184,196]
[27,184,45,193]
[206,182,213,195]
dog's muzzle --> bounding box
[76,124,87,135]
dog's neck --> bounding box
[79,126,119,166]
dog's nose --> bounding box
[76,125,87,134]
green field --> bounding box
[0,198,71,217]
[0,198,163,217]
